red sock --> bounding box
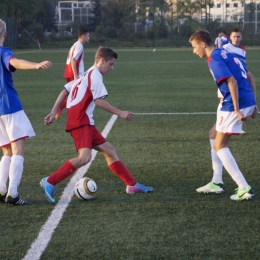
[109,161,136,186]
[47,161,76,185]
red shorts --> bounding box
[70,125,106,150]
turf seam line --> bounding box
[22,114,118,260]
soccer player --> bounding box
[219,30,230,47]
[0,19,52,205]
[40,46,153,204]
[205,28,257,192]
[214,33,221,48]
[189,30,258,201]
[55,29,90,120]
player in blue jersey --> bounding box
[205,28,257,196]
[219,30,230,47]
[189,30,258,201]
[0,19,52,205]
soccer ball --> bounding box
[74,177,97,200]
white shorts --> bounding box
[216,105,255,135]
[0,110,35,147]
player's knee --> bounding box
[106,145,117,158]
[209,129,216,139]
[78,155,92,166]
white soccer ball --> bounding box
[74,177,97,200]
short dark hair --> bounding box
[78,29,88,37]
[189,30,213,46]
[95,46,118,63]
[230,28,241,34]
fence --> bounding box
[3,17,17,49]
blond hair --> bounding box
[0,19,6,37]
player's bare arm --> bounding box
[10,58,52,70]
[71,59,78,79]
[45,89,68,126]
[227,76,255,121]
[247,71,256,98]
[227,76,243,119]
[95,98,133,121]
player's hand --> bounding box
[119,111,133,121]
[251,105,259,119]
[238,106,258,121]
[44,113,55,126]
[36,61,52,69]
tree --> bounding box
[91,0,102,31]
[101,0,137,38]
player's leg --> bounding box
[94,141,153,193]
[209,124,223,183]
[0,145,12,202]
[3,111,33,205]
[214,132,253,201]
[5,138,28,205]
[41,148,92,204]
[196,124,224,194]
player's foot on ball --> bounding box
[40,177,56,204]
[196,181,225,194]
[230,185,254,201]
[55,108,62,121]
[240,130,246,135]
[126,183,153,194]
[0,191,7,202]
[5,193,28,205]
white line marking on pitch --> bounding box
[134,112,216,115]
[22,114,118,260]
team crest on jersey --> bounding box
[220,49,228,59]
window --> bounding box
[234,3,238,8]
[217,3,221,8]
[226,3,230,8]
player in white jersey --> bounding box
[189,30,258,201]
[205,28,257,198]
[55,29,90,120]
[40,47,153,204]
[0,19,52,205]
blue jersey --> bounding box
[220,35,230,46]
[0,47,23,115]
[208,48,255,111]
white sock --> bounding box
[0,156,11,194]
[8,155,24,197]
[217,148,248,190]
[210,139,223,183]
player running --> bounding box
[189,30,258,201]
[40,46,153,204]
[0,19,52,205]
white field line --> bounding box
[134,112,216,115]
[22,111,214,260]
[22,114,118,260]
